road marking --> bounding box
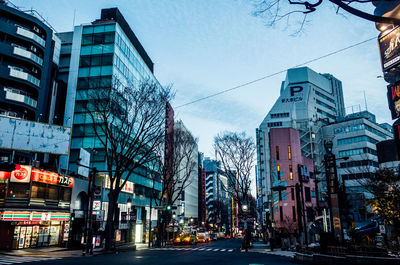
[213,249,219,251]
[205,248,212,251]
[221,249,226,251]
[228,249,234,252]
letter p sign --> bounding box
[290,86,303,96]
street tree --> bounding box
[147,120,198,245]
[82,78,172,250]
[358,168,400,228]
[250,0,400,33]
[213,131,256,208]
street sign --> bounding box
[379,225,386,234]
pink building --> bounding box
[269,128,317,236]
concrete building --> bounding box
[56,8,162,244]
[257,67,345,226]
[322,111,392,224]
[269,128,317,240]
[174,120,198,224]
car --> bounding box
[177,233,197,245]
[197,232,210,243]
[224,235,231,239]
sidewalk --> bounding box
[248,241,295,258]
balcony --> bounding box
[13,46,43,66]
[8,66,40,87]
[16,26,46,47]
[4,87,38,108]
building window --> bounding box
[277,165,280,180]
[8,183,29,198]
[292,206,296,222]
[280,206,283,221]
[289,165,293,180]
[267,122,282,127]
[291,187,295,200]
[271,113,289,118]
[305,187,311,202]
[288,145,292,160]
[31,183,46,199]
[46,185,59,200]
[337,135,378,145]
[60,187,72,202]
[276,146,280,160]
[0,183,6,199]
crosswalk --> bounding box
[0,255,62,265]
[150,247,235,253]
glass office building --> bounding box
[57,8,161,244]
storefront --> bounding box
[0,211,70,249]
[0,165,73,250]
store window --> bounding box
[8,183,29,198]
[31,182,46,199]
[0,182,7,199]
[46,185,59,200]
[60,187,72,202]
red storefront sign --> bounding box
[10,165,31,183]
[31,169,74,187]
[0,171,10,180]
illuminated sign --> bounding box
[31,169,74,187]
[104,175,134,194]
[10,165,31,183]
[387,82,400,120]
[0,211,70,221]
[93,200,101,211]
[379,26,400,71]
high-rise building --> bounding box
[256,67,345,226]
[57,8,162,244]
[322,111,392,224]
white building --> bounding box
[174,120,199,223]
[256,67,345,225]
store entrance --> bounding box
[12,222,62,249]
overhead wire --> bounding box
[175,36,377,109]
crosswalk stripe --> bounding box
[213,249,219,251]
[221,249,226,251]
[205,248,212,251]
[228,249,234,252]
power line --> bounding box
[175,36,377,109]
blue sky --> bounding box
[12,0,389,159]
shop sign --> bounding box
[0,211,70,221]
[95,210,104,221]
[17,221,41,225]
[10,165,31,183]
[93,200,101,211]
[104,175,134,194]
[63,222,70,241]
[74,210,85,219]
[31,169,74,187]
[379,26,400,71]
[121,212,127,223]
[0,171,10,180]
[387,82,400,119]
[116,230,121,242]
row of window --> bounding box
[316,99,336,112]
[267,122,282,127]
[334,123,388,139]
[337,135,378,146]
[278,205,315,223]
[115,33,150,80]
[338,147,377,157]
[317,108,336,120]
[4,87,37,108]
[275,145,292,161]
[270,112,289,119]
[315,90,335,103]
[81,32,115,46]
[77,76,112,90]
[80,54,113,68]
[341,172,373,180]
[339,159,379,168]
[3,182,71,201]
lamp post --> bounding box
[242,204,249,229]
[127,197,132,243]
[172,212,176,240]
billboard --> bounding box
[387,82,400,119]
[378,26,400,71]
[0,116,71,155]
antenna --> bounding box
[73,9,76,28]
[363,91,368,111]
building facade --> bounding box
[257,67,345,226]
[56,8,162,244]
[269,128,317,240]
[322,111,392,224]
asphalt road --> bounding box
[22,239,293,265]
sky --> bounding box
[11,0,390,172]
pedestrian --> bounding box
[242,228,249,252]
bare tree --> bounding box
[214,131,256,208]
[82,78,172,250]
[147,120,198,245]
[250,0,400,34]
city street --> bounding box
[6,239,293,265]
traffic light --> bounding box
[166,205,172,211]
